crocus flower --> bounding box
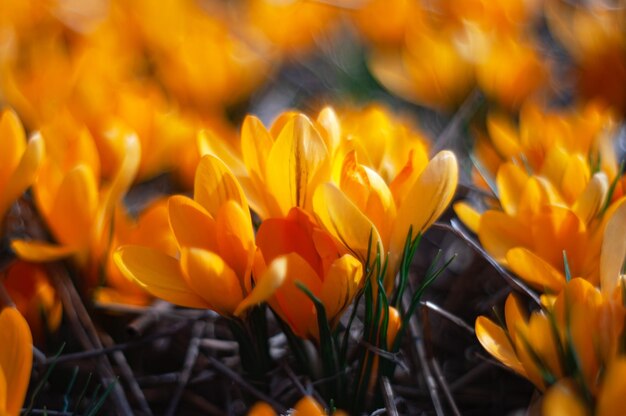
[476,200,626,413]
[254,207,363,339]
[114,155,279,317]
[3,261,62,343]
[0,108,45,224]
[95,198,177,306]
[314,150,458,291]
[11,119,140,286]
[0,307,33,416]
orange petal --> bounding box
[268,253,322,339]
[487,112,521,159]
[247,402,277,416]
[180,248,243,316]
[0,132,45,221]
[168,195,218,251]
[293,396,326,415]
[47,165,98,247]
[11,240,79,262]
[504,293,527,345]
[496,162,528,216]
[114,246,209,309]
[241,115,273,183]
[478,211,531,262]
[597,358,626,416]
[234,255,288,317]
[0,307,33,416]
[216,200,256,281]
[542,380,589,416]
[0,108,26,190]
[506,247,566,293]
[573,172,608,224]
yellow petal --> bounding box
[48,165,98,247]
[194,154,248,219]
[168,195,218,251]
[11,240,79,262]
[506,247,566,293]
[313,182,383,266]
[241,115,273,183]
[504,293,527,345]
[114,246,209,309]
[94,131,141,239]
[597,358,626,416]
[478,211,531,262]
[573,172,608,224]
[453,201,481,234]
[561,155,590,205]
[316,107,341,155]
[180,248,243,316]
[0,307,33,416]
[266,114,329,216]
[389,151,458,273]
[319,254,363,323]
[486,112,521,159]
[496,162,528,216]
[542,380,590,416]
[0,133,45,221]
[235,254,288,317]
[475,316,526,376]
[600,198,626,296]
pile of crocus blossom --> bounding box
[1,0,626,415]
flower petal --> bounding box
[194,154,248,219]
[48,165,98,247]
[0,307,32,416]
[114,246,209,309]
[266,114,329,216]
[573,172,608,224]
[506,247,566,293]
[542,380,589,416]
[319,254,363,323]
[389,151,458,272]
[496,162,528,216]
[601,198,626,296]
[475,315,526,376]
[478,211,532,262]
[11,240,79,262]
[453,201,480,234]
[313,182,382,266]
[0,132,45,221]
[597,358,626,416]
[180,248,243,316]
[168,195,218,251]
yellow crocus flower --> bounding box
[0,307,33,416]
[114,155,279,317]
[11,120,140,285]
[0,108,45,224]
[95,198,177,307]
[477,201,626,412]
[314,150,458,291]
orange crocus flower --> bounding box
[254,207,363,339]
[0,307,33,416]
